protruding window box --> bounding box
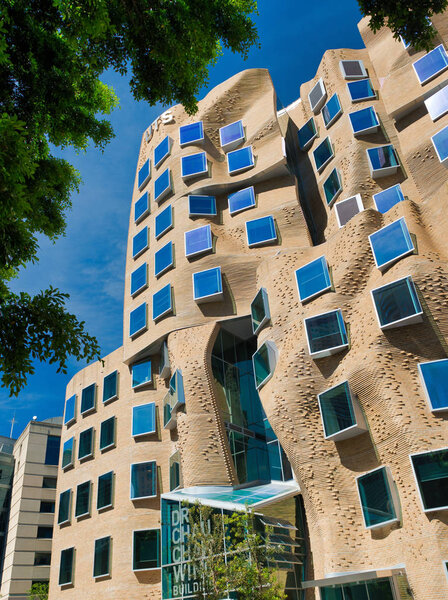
[369,217,414,271]
[418,359,448,413]
[130,263,148,297]
[179,121,204,147]
[219,120,245,151]
[413,44,448,85]
[154,135,172,168]
[431,125,448,165]
[410,448,448,512]
[134,191,150,224]
[159,340,171,379]
[62,437,75,470]
[58,547,75,586]
[133,529,160,571]
[155,204,173,239]
[154,168,172,203]
[425,85,448,121]
[334,194,364,228]
[155,241,174,277]
[245,215,277,247]
[152,284,173,321]
[132,227,149,259]
[129,303,147,337]
[349,106,380,136]
[347,79,376,103]
[323,168,342,206]
[295,256,332,303]
[181,151,208,179]
[57,489,72,525]
[64,394,76,426]
[163,370,185,429]
[322,94,342,129]
[130,461,157,500]
[75,481,92,518]
[252,340,278,390]
[132,402,156,437]
[132,359,152,390]
[339,59,367,80]
[80,383,96,416]
[366,145,400,178]
[78,427,94,461]
[97,471,114,511]
[318,381,367,441]
[308,78,327,114]
[304,309,349,359]
[373,184,405,214]
[188,195,217,216]
[99,416,116,451]
[251,287,271,335]
[313,137,334,173]
[357,466,400,529]
[138,158,151,190]
[371,276,423,330]
[227,146,255,175]
[228,186,256,215]
[93,536,111,579]
[193,266,223,303]
[185,224,213,258]
[103,370,118,404]
[298,117,317,150]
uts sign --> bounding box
[145,111,175,144]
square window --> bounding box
[348,106,380,135]
[181,151,208,178]
[152,284,173,321]
[134,192,150,224]
[413,44,448,85]
[185,224,212,258]
[304,309,349,359]
[132,403,156,437]
[425,85,448,121]
[94,536,111,578]
[347,78,376,102]
[322,94,342,129]
[369,217,414,271]
[138,159,151,190]
[132,227,149,259]
[40,500,55,513]
[339,59,367,80]
[62,437,75,469]
[97,471,114,511]
[130,461,157,500]
[132,359,152,389]
[228,186,256,215]
[100,416,116,451]
[188,195,217,216]
[58,547,75,586]
[154,168,172,203]
[154,135,172,168]
[431,125,448,164]
[133,529,160,570]
[179,121,204,146]
[58,489,71,525]
[42,476,57,489]
[371,276,423,329]
[155,204,173,239]
[219,120,245,150]
[323,168,342,206]
[34,552,52,566]
[75,481,91,518]
[252,340,278,390]
[227,146,255,175]
[251,287,271,335]
[313,137,334,172]
[410,448,448,512]
[308,78,327,113]
[372,184,405,214]
[295,256,332,303]
[155,241,174,277]
[193,266,223,303]
[366,145,400,178]
[81,383,96,415]
[78,428,94,460]
[418,359,448,412]
[103,371,118,404]
[357,466,399,529]
[64,394,76,426]
[334,194,364,228]
[298,117,318,150]
[45,435,60,465]
[318,381,367,441]
[37,526,53,539]
[130,263,147,297]
[245,215,277,247]
[129,303,147,337]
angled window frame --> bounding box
[226,146,255,175]
[219,119,245,151]
[132,528,161,571]
[97,471,114,512]
[347,78,377,103]
[188,195,217,217]
[103,370,118,404]
[322,93,343,129]
[130,263,148,297]
[134,191,150,224]
[252,340,278,390]
[251,287,271,335]
[366,144,400,178]
[356,465,400,530]
[154,135,172,169]
[424,84,448,121]
[129,302,147,338]
[372,183,405,214]
[192,266,223,303]
[412,44,448,85]
[370,275,423,330]
[155,240,174,278]
[184,224,213,258]
[334,193,364,228]
[418,359,448,413]
[339,59,368,80]
[312,136,334,173]
[75,480,92,519]
[99,416,116,452]
[93,535,112,579]
[409,447,448,513]
[132,226,149,259]
[245,215,277,247]
[130,460,158,501]
[228,186,256,216]
[64,394,76,426]
[298,116,318,150]
[308,77,327,114]
[62,437,75,470]
[318,380,367,441]
[368,217,415,272]
[80,383,96,416]
[181,151,208,179]
[132,359,152,390]
[179,121,204,147]
[132,402,157,438]
[57,489,72,526]
[155,204,173,240]
[348,106,380,136]
[58,547,75,586]
[303,308,349,359]
[152,283,173,321]
[295,255,332,303]
[78,427,94,461]
[138,158,151,191]
[154,168,172,203]
[431,125,448,165]
[322,168,342,207]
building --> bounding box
[0,437,15,583]
[49,13,448,600]
[0,419,61,600]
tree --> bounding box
[27,582,48,600]
[0,0,258,395]
[358,0,448,51]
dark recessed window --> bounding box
[97,471,114,511]
[58,547,75,586]
[44,435,61,466]
[34,552,51,566]
[37,526,53,539]
[39,501,55,514]
[133,529,160,570]
[94,536,111,578]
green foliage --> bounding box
[358,0,448,51]
[27,581,49,600]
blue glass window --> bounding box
[219,120,245,148]
[188,195,217,216]
[425,85,448,121]
[322,94,342,128]
[130,461,157,499]
[298,117,317,150]
[155,204,173,239]
[357,467,398,528]
[103,371,118,403]
[78,428,94,460]
[304,309,348,359]
[58,490,71,525]
[62,437,74,469]
[179,121,204,146]
[64,394,76,425]
[295,256,331,303]
[308,78,327,113]
[349,106,379,135]
[371,276,422,329]
[132,403,156,437]
[369,217,414,271]
[339,59,367,79]
[313,137,333,172]
[154,168,172,203]
[45,435,60,466]
[251,288,270,335]
[318,381,357,439]
[133,529,160,570]
[413,44,448,85]
[334,194,364,228]
[154,136,171,168]
[373,184,405,214]
[81,383,96,415]
[152,284,173,321]
[132,360,152,389]
[253,341,277,390]
[347,78,376,102]
[132,227,148,259]
[129,303,147,337]
[134,192,149,223]
[227,146,254,174]
[366,145,399,177]
[193,267,223,302]
[228,186,256,215]
[323,168,342,206]
[418,359,448,412]
[246,215,277,247]
[181,152,208,178]
[431,125,448,163]
[131,263,147,296]
[99,416,115,451]
[411,449,448,511]
[155,241,174,277]
[138,159,151,190]
[185,225,212,257]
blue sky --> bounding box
[0,0,364,438]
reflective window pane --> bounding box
[97,471,114,510]
[372,184,405,214]
[193,267,222,301]
[75,481,91,517]
[78,428,94,460]
[133,529,160,570]
[154,168,171,202]
[411,449,448,510]
[349,106,379,134]
[335,195,363,228]
[94,536,111,578]
[44,435,60,466]
[58,490,71,525]
[103,371,118,403]
[425,85,448,121]
[134,191,149,223]
[132,227,148,258]
[99,416,115,450]
[322,94,342,128]
[253,342,274,389]
[323,168,342,206]
[181,152,207,177]
[154,136,171,167]
[308,78,327,112]
[318,381,356,438]
[130,462,157,499]
[371,276,422,328]
[246,215,277,247]
[305,309,348,357]
[152,284,173,320]
[251,288,270,334]
[155,241,174,277]
[369,217,414,270]
[227,146,254,174]
[313,137,333,172]
[138,159,151,190]
[179,121,203,146]
[81,383,96,414]
[58,547,74,585]
[295,256,331,303]
[431,125,448,163]
[228,186,256,215]
[220,120,245,147]
[131,263,147,296]
[367,145,399,173]
[188,195,217,216]
[132,403,156,437]
[155,204,173,239]
[132,360,152,389]
[64,394,76,425]
[418,359,448,411]
[185,225,212,257]
[347,78,376,102]
[357,467,397,528]
[413,44,448,84]
[129,303,147,337]
[298,117,317,149]
[339,59,367,79]
[62,437,74,469]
